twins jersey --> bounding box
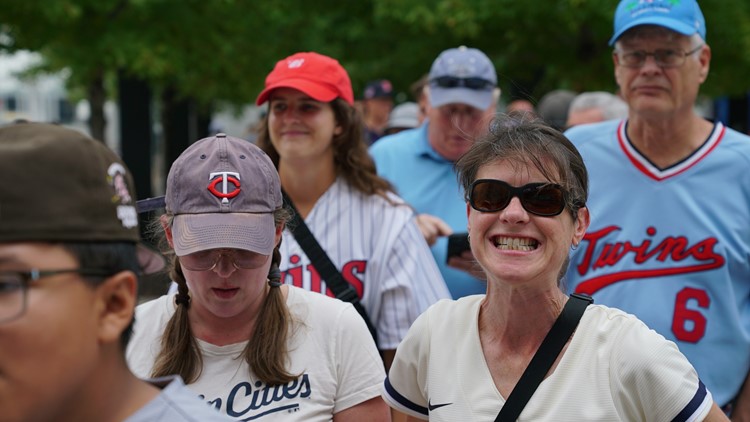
[565,119,750,407]
[279,177,451,350]
[127,287,385,421]
[383,296,712,421]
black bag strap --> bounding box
[495,293,593,422]
[282,191,379,346]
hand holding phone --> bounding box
[446,232,471,263]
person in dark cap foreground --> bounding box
[0,122,231,421]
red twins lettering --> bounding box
[282,255,366,299]
[574,225,725,295]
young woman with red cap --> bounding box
[255,52,451,372]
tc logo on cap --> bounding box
[208,171,241,204]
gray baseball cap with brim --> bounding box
[165,133,282,257]
[428,46,497,110]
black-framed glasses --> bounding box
[614,44,704,68]
[430,76,495,90]
[0,268,111,324]
[179,249,268,272]
[469,179,568,216]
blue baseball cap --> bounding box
[428,46,497,110]
[609,0,706,46]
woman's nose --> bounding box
[280,107,301,123]
[499,197,529,223]
[212,254,237,277]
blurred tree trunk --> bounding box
[196,103,212,139]
[161,86,191,166]
[118,70,153,199]
[161,88,213,164]
[87,69,107,142]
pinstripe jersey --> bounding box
[564,119,750,407]
[279,177,451,350]
[383,297,712,421]
[370,125,487,299]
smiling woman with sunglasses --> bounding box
[381,114,728,421]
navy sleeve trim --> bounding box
[383,376,428,416]
[671,380,708,422]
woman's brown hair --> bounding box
[456,112,588,220]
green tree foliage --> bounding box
[2,0,750,115]
[371,0,750,100]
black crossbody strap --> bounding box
[495,293,593,422]
[282,191,378,345]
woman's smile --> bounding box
[490,235,538,251]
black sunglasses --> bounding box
[430,76,494,90]
[469,179,568,216]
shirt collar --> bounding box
[417,121,452,163]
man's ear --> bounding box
[95,271,138,345]
[160,214,174,249]
[697,45,711,83]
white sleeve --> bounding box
[332,303,387,414]
[381,308,431,420]
[126,296,173,378]
[376,215,451,350]
[610,319,713,422]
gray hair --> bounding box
[569,92,628,121]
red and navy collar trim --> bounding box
[617,120,725,181]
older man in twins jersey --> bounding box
[564,0,750,418]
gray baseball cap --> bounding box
[428,46,497,110]
[165,133,282,257]
[385,102,420,131]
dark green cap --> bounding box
[0,122,164,274]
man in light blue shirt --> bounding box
[370,46,498,298]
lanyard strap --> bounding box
[282,191,379,346]
[495,293,593,422]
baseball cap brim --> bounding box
[609,17,698,46]
[386,117,418,131]
[430,87,494,110]
[256,78,340,106]
[171,213,276,256]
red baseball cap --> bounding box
[255,52,354,106]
